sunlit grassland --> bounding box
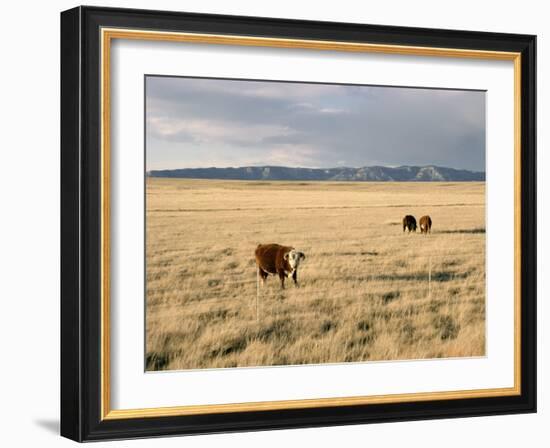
[145,178,485,371]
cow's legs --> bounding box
[258,268,268,283]
[278,271,286,289]
[292,269,298,287]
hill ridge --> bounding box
[148,165,485,182]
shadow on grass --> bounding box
[146,351,170,370]
[340,251,379,256]
[366,270,472,282]
[438,228,485,234]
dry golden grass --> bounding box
[145,178,485,371]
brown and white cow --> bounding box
[255,243,305,289]
[419,215,432,234]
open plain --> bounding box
[146,178,486,371]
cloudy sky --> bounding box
[146,76,485,171]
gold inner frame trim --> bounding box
[100,27,522,420]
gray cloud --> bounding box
[146,76,485,171]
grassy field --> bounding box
[145,178,486,371]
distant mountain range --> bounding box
[148,165,485,182]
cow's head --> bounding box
[284,249,305,269]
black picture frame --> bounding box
[61,5,536,442]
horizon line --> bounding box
[147,164,486,173]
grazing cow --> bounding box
[402,215,417,233]
[255,243,305,289]
[419,215,432,234]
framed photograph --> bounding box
[60,6,536,442]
